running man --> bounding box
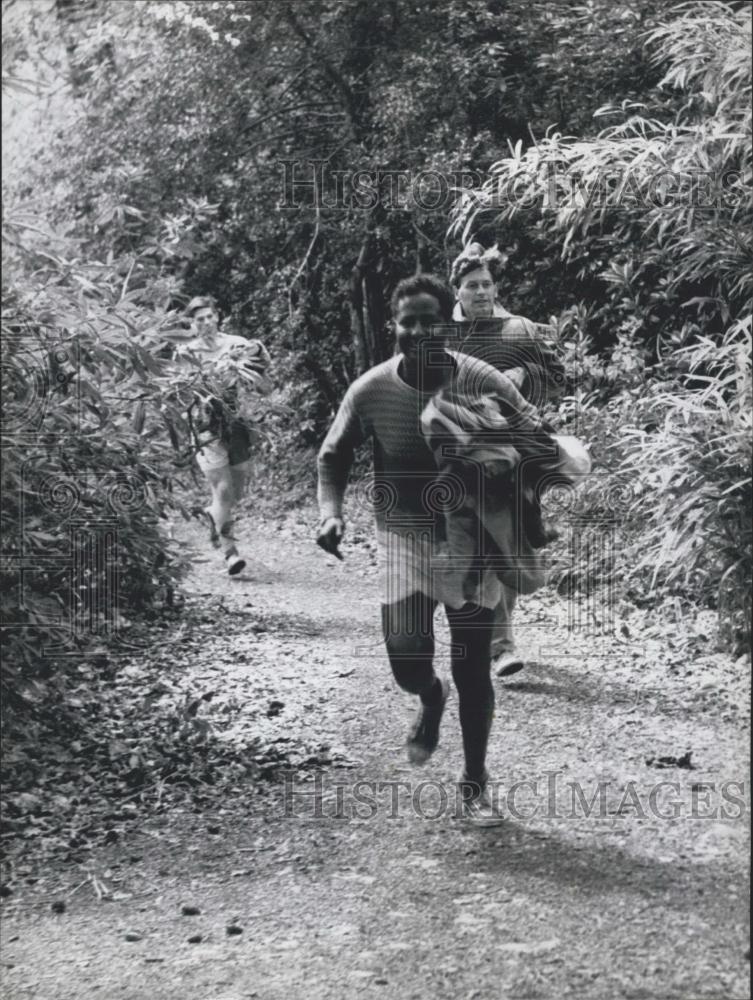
[180,296,271,575]
[450,243,565,676]
[315,274,559,825]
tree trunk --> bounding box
[349,221,391,373]
[363,256,389,364]
[349,230,372,374]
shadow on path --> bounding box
[501,663,696,719]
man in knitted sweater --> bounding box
[315,274,559,826]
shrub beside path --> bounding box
[1,506,750,1000]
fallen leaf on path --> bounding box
[645,751,695,769]
[455,912,488,927]
[333,873,376,885]
[497,938,560,955]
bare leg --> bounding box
[204,465,235,539]
[491,584,525,676]
[491,583,517,656]
[228,459,251,507]
[203,463,248,572]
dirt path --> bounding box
[2,506,750,1000]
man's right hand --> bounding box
[316,517,345,560]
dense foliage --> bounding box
[3,0,676,430]
[453,1,751,645]
[2,0,751,703]
[1,210,276,702]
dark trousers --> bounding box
[381,592,495,783]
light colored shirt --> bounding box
[177,332,270,377]
[174,332,271,452]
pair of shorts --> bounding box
[195,440,233,473]
[376,525,502,610]
[195,422,252,473]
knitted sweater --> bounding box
[318,351,551,524]
[317,351,553,606]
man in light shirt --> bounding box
[181,296,271,575]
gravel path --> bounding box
[2,506,750,1000]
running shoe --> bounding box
[224,545,246,576]
[458,772,505,827]
[406,678,450,765]
[493,652,526,678]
